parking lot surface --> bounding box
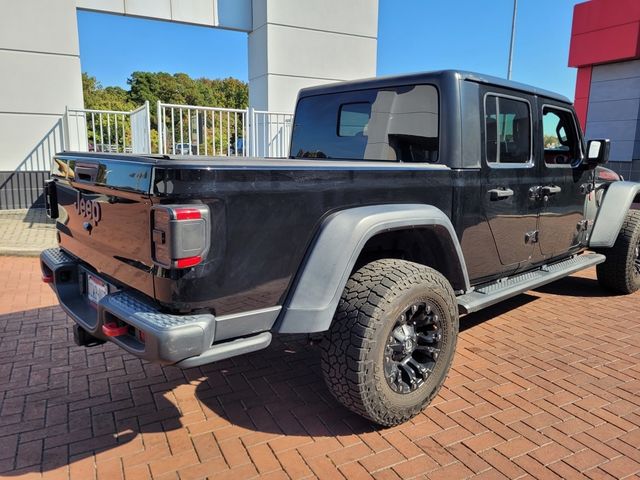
[0,256,639,479]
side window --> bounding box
[291,84,439,162]
[542,107,581,167]
[485,95,532,165]
[338,103,371,137]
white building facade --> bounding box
[0,0,378,208]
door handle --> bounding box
[541,185,562,196]
[488,187,514,201]
[74,163,99,183]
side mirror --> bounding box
[586,139,610,168]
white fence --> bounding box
[63,100,292,158]
[250,110,293,158]
[157,103,248,156]
[157,102,293,158]
[64,101,151,154]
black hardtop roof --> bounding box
[297,69,571,104]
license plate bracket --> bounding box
[87,273,108,305]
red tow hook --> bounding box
[102,322,129,337]
[42,273,54,284]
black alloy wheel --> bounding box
[384,301,443,394]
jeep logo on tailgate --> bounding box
[74,191,101,226]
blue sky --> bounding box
[78,0,580,98]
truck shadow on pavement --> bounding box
[0,272,611,475]
[0,306,187,476]
[187,300,537,438]
[534,273,618,298]
[0,308,376,476]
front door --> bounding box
[536,103,589,258]
[481,90,539,269]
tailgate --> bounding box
[50,154,156,298]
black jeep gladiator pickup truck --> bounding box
[42,70,640,426]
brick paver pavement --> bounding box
[0,210,56,257]
[0,256,639,479]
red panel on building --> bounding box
[573,66,592,128]
[569,21,640,67]
[571,0,640,36]
[574,97,589,129]
[574,66,592,100]
[569,1,640,173]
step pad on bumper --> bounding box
[102,291,214,330]
[42,247,275,367]
[42,247,75,266]
[41,247,216,364]
[99,291,216,363]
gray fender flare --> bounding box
[589,181,640,248]
[276,204,470,334]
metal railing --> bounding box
[64,100,292,158]
[157,101,293,158]
[157,103,248,156]
[64,101,151,154]
[250,109,293,158]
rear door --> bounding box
[480,89,540,270]
[536,103,589,258]
[50,154,156,298]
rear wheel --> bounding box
[320,259,458,426]
[596,209,640,294]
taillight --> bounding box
[175,255,202,269]
[174,208,202,220]
[151,205,210,269]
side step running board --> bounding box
[457,253,606,314]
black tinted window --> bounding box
[485,95,531,165]
[339,103,371,137]
[291,85,439,162]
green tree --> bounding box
[82,73,135,111]
[81,71,249,153]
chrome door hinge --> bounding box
[525,230,539,244]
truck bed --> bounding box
[49,152,454,316]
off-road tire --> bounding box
[319,259,459,426]
[596,209,640,294]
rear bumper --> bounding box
[40,248,273,367]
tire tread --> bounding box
[319,259,458,426]
[596,210,640,294]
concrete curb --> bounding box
[0,248,47,257]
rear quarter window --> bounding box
[291,84,439,163]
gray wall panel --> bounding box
[607,160,640,182]
[589,77,640,102]
[586,120,638,141]
[591,59,640,82]
[586,61,640,163]
[588,98,640,122]
[0,171,49,209]
[607,141,640,162]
